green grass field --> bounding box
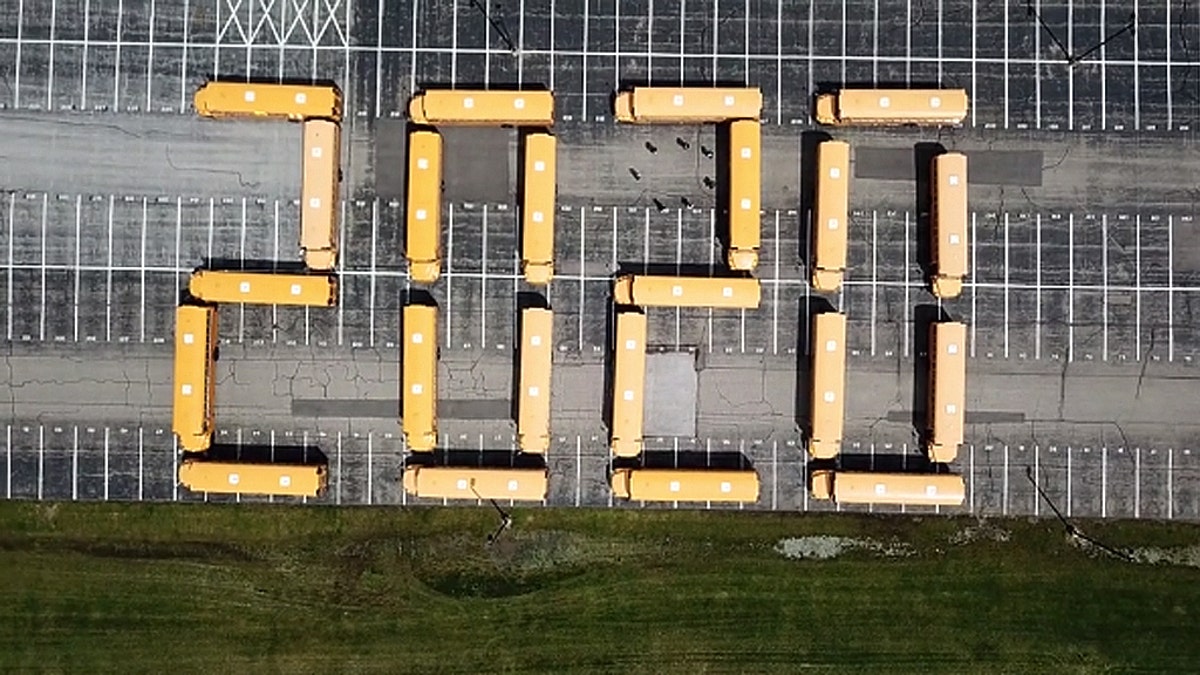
[0,502,1198,673]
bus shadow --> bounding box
[914,142,946,288]
[911,304,946,449]
[798,130,833,270]
[409,449,547,470]
[825,452,942,474]
[614,261,754,278]
[197,258,310,274]
[203,444,328,466]
[611,450,753,471]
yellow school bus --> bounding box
[188,270,337,307]
[179,459,328,498]
[614,87,762,123]
[811,140,850,292]
[811,470,964,506]
[193,81,342,122]
[402,465,548,501]
[172,304,218,453]
[931,152,969,298]
[610,467,760,503]
[610,310,647,458]
[402,305,439,452]
[815,88,968,126]
[408,89,555,126]
[928,321,967,463]
[522,132,557,285]
[727,119,761,271]
[406,129,444,284]
[300,119,341,270]
[518,308,554,454]
[808,312,847,459]
[613,274,761,309]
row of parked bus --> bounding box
[171,294,331,498]
[404,91,558,286]
[811,142,969,298]
[194,81,343,270]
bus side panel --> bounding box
[932,152,968,296]
[610,311,648,457]
[628,275,761,309]
[812,140,850,290]
[179,460,327,498]
[402,305,439,451]
[188,271,337,307]
[522,133,557,284]
[411,90,555,125]
[831,471,965,506]
[300,119,341,268]
[193,82,341,121]
[518,308,554,454]
[402,466,548,501]
[808,312,847,459]
[622,469,760,503]
[406,130,444,283]
[727,120,761,270]
[834,88,968,125]
[627,87,763,122]
[172,305,216,452]
[928,321,967,461]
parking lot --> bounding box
[0,0,1198,519]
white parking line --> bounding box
[1134,445,1141,517]
[777,0,784,119]
[840,0,847,84]
[481,206,489,347]
[1102,214,1108,360]
[140,427,146,501]
[581,1,590,120]
[903,212,910,357]
[905,0,912,84]
[1133,2,1141,129]
[6,193,12,340]
[578,208,585,350]
[1135,214,1142,356]
[1003,213,1009,357]
[1034,0,1042,127]
[140,197,148,342]
[936,0,943,83]
[1167,446,1174,519]
[179,0,189,112]
[1068,213,1075,361]
[1003,3,1009,128]
[1035,213,1042,358]
[37,424,43,501]
[1100,2,1108,129]
[145,0,156,109]
[103,427,109,501]
[646,0,653,83]
[450,0,458,84]
[970,0,976,126]
[870,210,877,355]
[72,425,79,501]
[445,204,454,346]
[370,199,378,346]
[13,0,22,107]
[113,0,124,110]
[710,1,718,85]
[1002,444,1009,515]
[1066,445,1072,517]
[46,0,56,108]
[1033,444,1040,516]
[970,211,977,356]
[1166,213,1176,360]
[73,195,80,341]
[1102,445,1108,517]
[39,194,46,341]
[773,211,780,354]
[408,0,419,96]
[806,0,814,99]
